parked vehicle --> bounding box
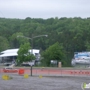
[71,52,90,66]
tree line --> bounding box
[0,17,90,66]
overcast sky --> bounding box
[0,0,90,19]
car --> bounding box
[3,62,12,66]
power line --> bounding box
[0,11,5,18]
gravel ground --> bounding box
[0,74,90,90]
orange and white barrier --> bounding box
[1,68,90,76]
[3,69,18,73]
[2,68,25,75]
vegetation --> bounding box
[0,17,90,66]
[17,42,35,65]
[42,42,65,66]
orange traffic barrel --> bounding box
[18,69,24,75]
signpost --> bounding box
[17,34,48,76]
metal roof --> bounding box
[0,48,40,57]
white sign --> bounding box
[28,62,34,66]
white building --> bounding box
[0,48,40,66]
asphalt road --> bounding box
[0,74,90,90]
[0,67,90,90]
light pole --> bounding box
[17,34,48,76]
[17,34,48,54]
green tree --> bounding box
[85,41,90,51]
[10,32,29,48]
[17,42,35,65]
[42,42,65,66]
[0,36,10,51]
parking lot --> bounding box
[0,73,90,90]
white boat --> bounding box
[71,52,90,66]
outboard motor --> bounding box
[71,59,76,66]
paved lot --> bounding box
[0,74,90,90]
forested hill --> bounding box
[0,17,90,61]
